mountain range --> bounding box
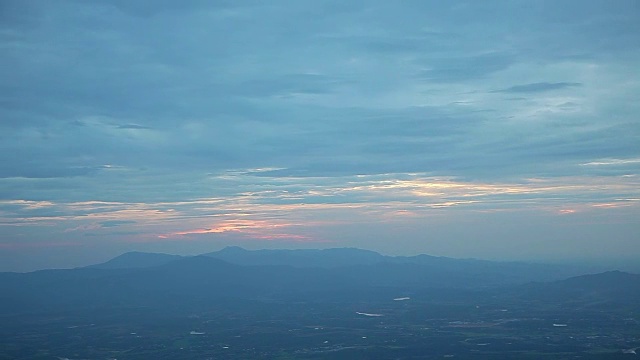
[95,246,588,281]
[1,247,638,316]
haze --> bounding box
[1,0,639,272]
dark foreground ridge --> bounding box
[1,247,638,359]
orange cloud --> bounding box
[160,219,318,242]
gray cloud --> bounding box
[0,0,636,182]
[116,124,152,130]
[493,82,582,93]
[99,220,137,228]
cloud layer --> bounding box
[1,0,639,270]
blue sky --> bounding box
[1,0,639,271]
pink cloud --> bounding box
[158,219,322,243]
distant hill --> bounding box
[559,270,640,290]
[87,251,183,269]
[554,270,640,300]
[514,270,640,308]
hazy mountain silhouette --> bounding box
[1,248,636,317]
[560,270,640,289]
[81,247,589,293]
[82,247,589,290]
[516,270,640,307]
[87,247,587,283]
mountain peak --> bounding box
[219,246,249,253]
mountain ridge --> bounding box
[82,246,592,286]
[87,251,183,269]
[0,249,640,313]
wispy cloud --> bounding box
[116,124,152,130]
[2,173,638,245]
[493,82,582,93]
[580,158,640,166]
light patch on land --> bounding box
[356,312,383,317]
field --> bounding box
[2,289,638,360]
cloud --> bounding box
[3,172,638,227]
[116,124,152,130]
[580,158,640,166]
[493,82,582,93]
[0,165,99,179]
[1,1,636,183]
[99,220,137,228]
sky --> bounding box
[1,0,639,272]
